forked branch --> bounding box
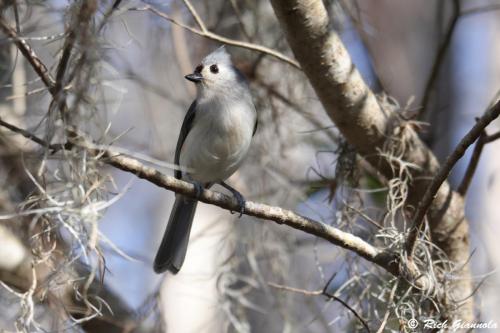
[406,99,500,257]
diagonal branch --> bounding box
[0,117,401,280]
[104,152,397,272]
[485,130,500,143]
[406,98,500,256]
[457,131,486,196]
[0,17,55,91]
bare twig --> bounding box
[268,282,371,333]
[322,285,370,333]
[0,16,56,90]
[457,125,500,196]
[0,117,49,148]
[180,0,207,32]
[407,99,500,257]
[130,5,300,69]
[457,131,486,196]
[485,130,500,143]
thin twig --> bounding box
[485,130,500,143]
[268,282,371,333]
[0,118,49,148]
[457,131,486,196]
[458,126,500,196]
[406,98,500,257]
[180,0,207,32]
[130,5,300,69]
[321,292,370,333]
[0,16,56,91]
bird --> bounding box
[154,46,257,274]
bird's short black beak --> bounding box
[185,73,204,83]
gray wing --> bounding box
[174,101,197,179]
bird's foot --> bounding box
[219,182,246,217]
[188,180,204,199]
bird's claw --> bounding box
[231,191,246,218]
[189,181,204,199]
[219,182,246,218]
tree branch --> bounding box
[180,0,207,33]
[0,17,55,90]
[457,131,486,196]
[0,116,401,279]
[407,99,500,256]
[485,130,500,143]
[268,281,371,333]
[130,5,300,70]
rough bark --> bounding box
[270,0,473,320]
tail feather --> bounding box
[154,195,197,274]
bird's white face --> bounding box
[197,62,237,91]
[185,47,244,101]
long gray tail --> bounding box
[154,195,197,274]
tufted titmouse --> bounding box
[154,47,257,274]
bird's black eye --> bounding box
[195,65,203,73]
[210,64,219,74]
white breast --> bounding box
[179,98,256,184]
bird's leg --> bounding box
[219,181,246,217]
